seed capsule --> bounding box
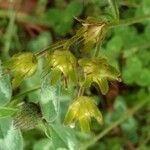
[13,102,42,130]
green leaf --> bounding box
[46,1,82,36]
[121,117,139,143]
[40,74,60,122]
[105,96,127,125]
[33,139,55,150]
[0,62,12,106]
[114,26,140,47]
[46,124,78,150]
[121,117,138,133]
[136,0,150,15]
[122,57,142,85]
[114,96,127,114]
[0,117,23,150]
[105,35,123,59]
[66,1,83,17]
[28,32,52,52]
[137,69,150,87]
[108,0,120,20]
[0,107,17,118]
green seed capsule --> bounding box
[13,102,42,130]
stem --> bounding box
[80,95,150,150]
[93,42,101,57]
[123,43,150,58]
[108,0,119,20]
[78,86,85,97]
[13,86,41,100]
[2,2,16,60]
[110,14,150,28]
[8,86,41,107]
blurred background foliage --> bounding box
[0,0,150,150]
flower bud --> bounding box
[79,57,120,94]
[83,21,108,44]
[47,50,77,87]
[3,52,37,88]
[64,96,103,133]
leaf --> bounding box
[105,35,123,59]
[33,138,55,150]
[27,32,52,52]
[66,1,83,17]
[108,0,120,20]
[40,73,60,122]
[121,117,138,133]
[122,57,142,85]
[136,0,150,15]
[121,117,139,143]
[105,96,127,125]
[46,124,78,150]
[114,26,140,47]
[136,69,150,87]
[46,1,82,36]
[0,61,12,106]
[0,107,17,118]
[0,117,23,150]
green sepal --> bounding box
[79,117,90,133]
